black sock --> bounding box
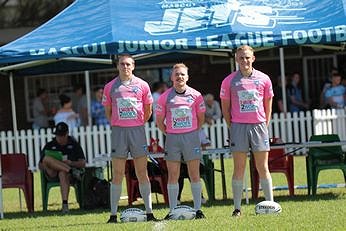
[63,200,68,205]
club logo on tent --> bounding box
[144,0,311,35]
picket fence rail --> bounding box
[0,109,345,171]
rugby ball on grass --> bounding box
[169,205,196,220]
[120,208,147,222]
[255,201,282,215]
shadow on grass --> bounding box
[178,191,343,207]
[2,201,169,220]
[2,192,342,220]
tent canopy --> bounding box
[1,0,346,68]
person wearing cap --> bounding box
[102,54,158,223]
[39,122,86,213]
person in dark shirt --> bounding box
[39,122,86,213]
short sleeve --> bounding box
[220,76,231,100]
[142,82,153,105]
[102,82,112,106]
[264,76,274,99]
[195,94,206,113]
[155,94,166,117]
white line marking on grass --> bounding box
[153,221,167,231]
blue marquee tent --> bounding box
[1,0,346,67]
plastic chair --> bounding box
[125,138,169,205]
[125,158,169,205]
[40,170,83,211]
[307,134,346,195]
[1,153,34,212]
[250,138,294,199]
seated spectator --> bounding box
[287,72,309,113]
[91,87,109,126]
[324,73,346,109]
[39,122,86,213]
[320,67,339,108]
[204,93,222,125]
[273,75,288,113]
[32,88,50,129]
[72,85,88,126]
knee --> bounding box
[168,171,179,183]
[135,170,149,183]
[256,163,269,174]
[233,166,245,179]
[113,169,125,184]
[189,175,200,183]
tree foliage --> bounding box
[0,0,74,28]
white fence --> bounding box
[1,109,345,171]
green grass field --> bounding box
[1,156,345,230]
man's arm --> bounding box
[221,99,231,127]
[143,104,152,122]
[197,111,205,129]
[104,105,112,123]
[64,159,86,168]
[156,114,166,134]
[264,97,273,127]
[213,101,222,120]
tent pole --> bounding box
[279,48,288,114]
[85,71,92,126]
[9,72,23,212]
[9,72,19,152]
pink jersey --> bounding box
[156,86,206,134]
[220,69,274,123]
[102,76,153,127]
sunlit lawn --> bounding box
[1,156,345,230]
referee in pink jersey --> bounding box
[220,45,274,217]
[156,63,206,219]
[102,54,158,223]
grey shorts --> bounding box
[165,130,201,162]
[229,122,270,152]
[111,126,148,158]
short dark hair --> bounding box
[59,94,71,106]
[36,88,47,97]
[73,84,85,93]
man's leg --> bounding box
[133,156,152,214]
[42,156,71,173]
[166,161,181,211]
[58,170,70,213]
[42,156,72,213]
[186,159,201,211]
[110,158,126,216]
[232,152,247,214]
[254,151,273,201]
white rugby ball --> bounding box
[120,208,147,222]
[169,205,196,220]
[255,201,282,215]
